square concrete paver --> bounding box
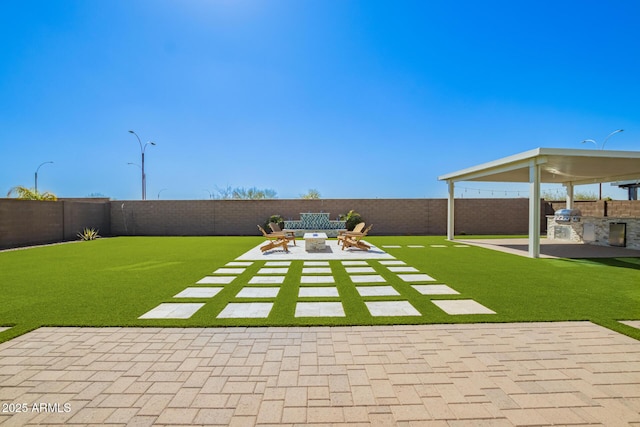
[365,301,421,316]
[349,275,386,283]
[196,276,236,285]
[398,274,436,282]
[379,260,406,265]
[265,261,291,266]
[302,267,332,274]
[174,287,223,298]
[139,303,205,319]
[387,266,419,273]
[217,303,274,318]
[213,268,246,274]
[356,286,399,297]
[345,267,376,273]
[298,287,340,297]
[226,261,253,267]
[258,267,289,274]
[342,261,369,266]
[236,287,280,298]
[412,284,460,295]
[300,276,335,284]
[304,261,329,266]
[295,302,345,317]
[249,276,285,284]
[432,299,496,315]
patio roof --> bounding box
[438,147,640,258]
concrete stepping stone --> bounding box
[356,286,399,297]
[398,274,436,282]
[217,302,274,318]
[295,302,345,317]
[302,267,332,274]
[342,261,369,266]
[236,287,280,298]
[249,276,285,284]
[258,267,289,274]
[174,287,223,298]
[226,261,253,267]
[196,276,235,284]
[432,299,496,315]
[304,261,329,266]
[381,245,401,248]
[407,245,424,248]
[265,261,291,266]
[345,267,376,273]
[430,245,447,248]
[379,260,406,265]
[213,268,246,275]
[412,285,460,295]
[298,287,339,297]
[454,245,470,248]
[365,301,421,316]
[387,266,419,273]
[139,303,204,319]
[349,275,386,283]
[300,276,335,284]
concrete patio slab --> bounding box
[349,274,386,283]
[341,260,369,265]
[295,302,345,317]
[138,303,204,319]
[365,301,421,316]
[213,267,245,275]
[196,276,235,284]
[174,287,223,298]
[257,267,289,274]
[236,287,280,298]
[387,266,419,273]
[620,320,640,329]
[407,245,424,248]
[0,322,639,426]
[432,299,496,315]
[300,275,335,284]
[378,260,406,265]
[345,266,376,273]
[304,261,329,266]
[264,261,291,267]
[381,245,401,248]
[356,285,399,297]
[398,273,436,282]
[248,276,285,284]
[236,240,394,260]
[217,302,274,318]
[301,267,331,274]
[298,287,340,297]
[225,261,253,267]
[412,284,460,295]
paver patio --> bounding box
[0,322,639,426]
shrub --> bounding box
[264,215,285,232]
[78,228,100,241]
[340,210,363,231]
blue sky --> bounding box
[1,0,639,200]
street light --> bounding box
[580,129,625,199]
[128,130,156,200]
[35,161,53,193]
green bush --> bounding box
[77,228,100,241]
[340,210,363,231]
[264,215,285,232]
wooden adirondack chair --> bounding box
[341,224,373,251]
[257,225,289,253]
[268,222,296,246]
[337,222,365,246]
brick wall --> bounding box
[5,198,637,249]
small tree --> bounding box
[340,210,363,231]
[7,186,57,201]
[300,189,321,199]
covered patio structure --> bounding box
[438,148,640,258]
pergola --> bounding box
[438,148,640,258]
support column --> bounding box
[565,182,574,209]
[447,180,455,241]
[528,161,541,258]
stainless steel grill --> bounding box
[554,208,582,223]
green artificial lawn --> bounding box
[0,236,638,344]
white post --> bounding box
[529,161,541,258]
[565,182,574,209]
[447,180,455,240]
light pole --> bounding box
[128,130,156,200]
[35,161,53,193]
[580,129,624,199]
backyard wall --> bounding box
[3,198,640,249]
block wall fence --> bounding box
[2,198,640,250]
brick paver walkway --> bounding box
[0,322,639,426]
